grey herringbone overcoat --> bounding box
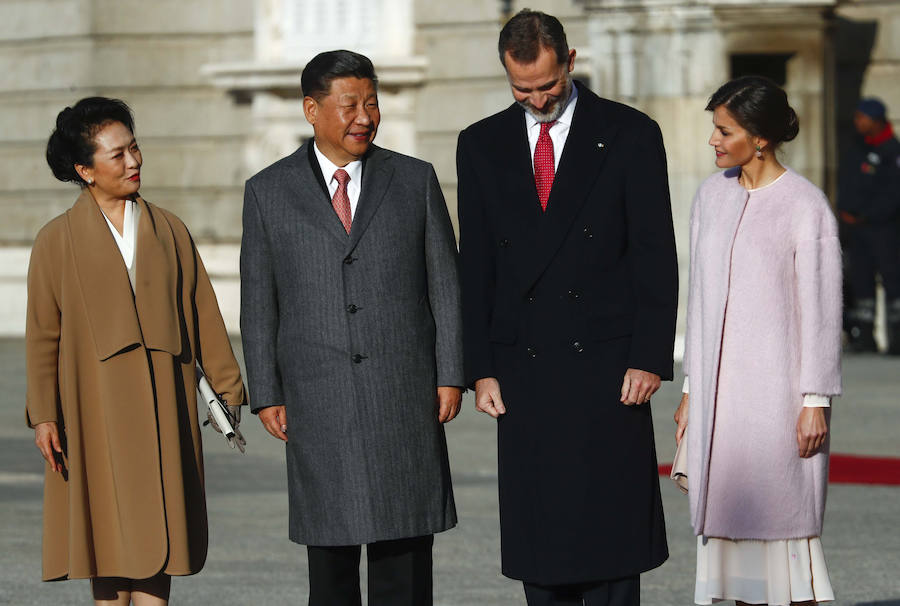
[240,141,463,545]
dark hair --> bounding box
[706,76,799,147]
[301,50,378,101]
[46,97,135,185]
[498,9,569,67]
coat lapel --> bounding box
[521,84,619,293]
[66,192,181,360]
[133,198,183,356]
[347,146,394,253]
[287,143,352,245]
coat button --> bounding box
[525,291,535,303]
[526,346,537,358]
[572,341,584,353]
[352,353,367,363]
[583,226,593,239]
[567,290,581,300]
[499,239,510,248]
[346,304,359,313]
[343,255,355,265]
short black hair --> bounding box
[706,76,799,147]
[498,9,569,67]
[46,97,135,185]
[301,50,378,101]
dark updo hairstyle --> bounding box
[706,76,799,148]
[46,97,135,185]
[301,50,378,102]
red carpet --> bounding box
[659,453,900,486]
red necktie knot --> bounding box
[534,120,557,212]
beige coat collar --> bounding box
[66,190,182,360]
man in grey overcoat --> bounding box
[240,50,464,606]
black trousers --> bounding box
[848,222,900,301]
[307,535,433,606]
[523,575,640,606]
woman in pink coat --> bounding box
[674,76,843,606]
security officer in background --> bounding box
[839,98,900,354]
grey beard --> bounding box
[519,77,573,123]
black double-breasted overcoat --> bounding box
[457,82,677,585]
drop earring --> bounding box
[755,145,763,159]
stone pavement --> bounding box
[0,338,897,605]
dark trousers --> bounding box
[848,222,900,301]
[523,575,640,606]
[307,535,434,606]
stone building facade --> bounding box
[1,0,897,336]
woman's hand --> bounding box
[674,393,689,445]
[34,422,65,473]
[797,406,828,458]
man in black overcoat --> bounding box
[456,10,677,605]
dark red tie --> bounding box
[534,120,556,211]
[332,169,352,234]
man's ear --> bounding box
[303,96,318,125]
[567,48,576,73]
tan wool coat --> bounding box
[25,191,245,581]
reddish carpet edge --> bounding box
[658,453,900,486]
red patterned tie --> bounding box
[332,168,352,234]
[534,120,556,211]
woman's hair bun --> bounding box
[782,106,799,143]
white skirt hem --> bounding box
[694,536,834,606]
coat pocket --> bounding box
[586,313,633,342]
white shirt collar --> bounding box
[313,141,363,189]
[524,83,579,131]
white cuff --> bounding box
[803,394,831,407]
[682,376,690,394]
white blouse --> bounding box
[101,199,140,291]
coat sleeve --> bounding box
[624,118,679,380]
[192,240,246,407]
[456,130,497,387]
[423,166,465,387]
[795,214,843,397]
[240,180,284,412]
[25,226,62,427]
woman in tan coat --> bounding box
[27,97,246,605]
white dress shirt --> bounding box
[314,142,363,219]
[524,84,579,172]
[101,199,140,291]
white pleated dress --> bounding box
[694,536,834,605]
[686,175,836,606]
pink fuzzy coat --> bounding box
[683,167,842,540]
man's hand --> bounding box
[620,368,661,405]
[34,421,65,473]
[258,405,288,442]
[797,406,828,458]
[474,377,506,418]
[436,386,463,423]
[674,393,689,445]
